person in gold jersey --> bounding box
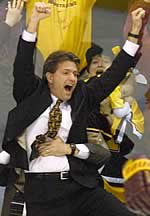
[81,43,144,204]
[25,0,96,69]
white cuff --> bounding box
[75,144,89,159]
[123,40,139,57]
[0,151,10,165]
[22,30,37,42]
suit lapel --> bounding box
[68,83,85,123]
[6,84,52,141]
[67,83,86,142]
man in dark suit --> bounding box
[1,2,145,216]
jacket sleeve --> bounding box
[86,49,136,109]
[85,143,111,168]
[13,37,41,104]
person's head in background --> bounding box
[86,44,103,78]
[86,44,112,78]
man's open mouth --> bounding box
[64,84,73,92]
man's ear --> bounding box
[46,72,53,84]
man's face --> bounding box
[102,55,112,71]
[89,55,112,78]
[88,55,103,78]
[46,61,78,101]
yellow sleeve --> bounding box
[85,0,96,9]
[109,86,125,109]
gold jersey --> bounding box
[25,0,96,69]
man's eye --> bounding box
[74,72,79,77]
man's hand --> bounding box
[37,137,71,157]
[5,0,24,27]
[27,2,51,33]
[130,8,146,35]
[31,2,51,22]
[122,156,150,216]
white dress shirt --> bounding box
[26,95,89,172]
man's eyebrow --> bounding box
[64,68,78,72]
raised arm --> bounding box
[87,8,146,106]
[13,2,51,103]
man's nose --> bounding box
[69,73,76,80]
[98,62,102,67]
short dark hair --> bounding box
[86,43,103,66]
[43,50,80,80]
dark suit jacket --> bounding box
[2,37,136,188]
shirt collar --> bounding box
[51,94,69,108]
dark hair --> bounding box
[43,50,80,80]
[86,43,103,66]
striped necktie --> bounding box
[30,99,62,161]
[47,99,62,138]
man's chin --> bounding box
[63,93,72,101]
